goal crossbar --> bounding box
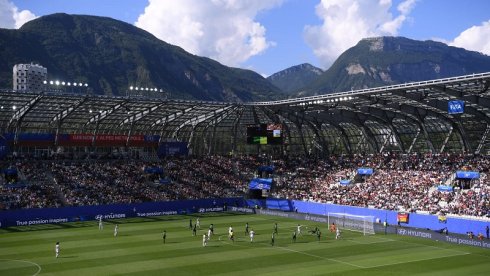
[327,212,375,235]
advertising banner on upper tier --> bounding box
[157,142,188,157]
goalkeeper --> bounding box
[308,226,319,235]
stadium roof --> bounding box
[1,72,490,155]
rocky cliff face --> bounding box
[303,36,490,95]
[267,63,323,95]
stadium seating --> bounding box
[0,153,488,217]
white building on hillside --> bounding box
[13,63,47,92]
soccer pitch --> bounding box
[1,212,489,275]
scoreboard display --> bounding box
[246,124,283,145]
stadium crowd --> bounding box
[0,153,488,217]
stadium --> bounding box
[1,72,490,275]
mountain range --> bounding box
[0,13,283,102]
[273,37,490,97]
[1,13,490,101]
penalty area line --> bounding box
[217,235,365,269]
[345,237,395,245]
[0,259,42,276]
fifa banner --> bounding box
[437,185,453,192]
[397,228,490,249]
[397,212,410,224]
[0,198,242,228]
[340,179,351,185]
[357,168,373,175]
[249,178,273,190]
[455,171,480,179]
[448,100,464,114]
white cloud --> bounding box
[135,0,283,67]
[450,20,490,56]
[304,0,417,68]
[0,0,37,29]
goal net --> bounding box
[327,213,375,235]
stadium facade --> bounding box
[1,72,489,157]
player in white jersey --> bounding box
[335,228,341,240]
[55,242,60,258]
[114,224,119,237]
[196,217,200,229]
[297,224,302,235]
[208,228,212,239]
[202,234,208,247]
[98,216,103,230]
[249,230,255,243]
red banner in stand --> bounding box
[59,134,151,147]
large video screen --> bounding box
[247,124,283,145]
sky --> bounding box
[1,0,490,77]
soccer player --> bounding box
[189,218,193,229]
[271,232,275,246]
[317,230,321,242]
[98,216,103,230]
[162,230,167,244]
[207,228,212,239]
[230,230,235,243]
[245,222,249,235]
[228,225,233,236]
[250,229,255,243]
[292,231,297,243]
[274,222,278,234]
[55,241,60,258]
[114,224,119,237]
[202,234,208,247]
[330,222,336,233]
[297,224,302,236]
[209,223,214,235]
[335,227,341,240]
[192,224,197,236]
[196,217,200,229]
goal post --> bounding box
[327,213,375,235]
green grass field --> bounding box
[1,212,489,275]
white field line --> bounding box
[345,237,395,244]
[0,259,42,276]
[218,232,474,270]
[218,235,364,269]
[362,251,470,269]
